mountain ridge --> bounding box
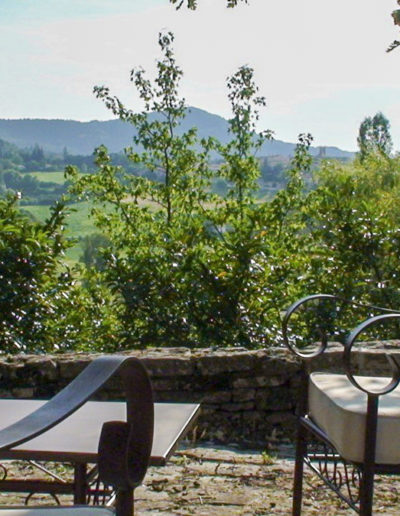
[0,107,354,159]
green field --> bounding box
[29,171,68,184]
[24,196,160,264]
[25,202,97,235]
[30,171,84,184]
[24,201,99,264]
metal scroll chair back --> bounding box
[282,294,400,516]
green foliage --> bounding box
[0,192,123,353]
[260,157,285,183]
[67,130,400,351]
[282,152,400,345]
[0,194,72,352]
[41,265,123,353]
[0,140,77,205]
[304,153,400,309]
[66,32,317,350]
[357,112,392,162]
[79,233,111,270]
[169,0,246,9]
[0,139,23,170]
[388,2,400,52]
[4,169,68,205]
[68,32,214,348]
[4,31,400,354]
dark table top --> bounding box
[0,399,200,466]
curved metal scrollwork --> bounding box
[282,294,336,358]
[0,463,8,482]
[283,292,400,360]
[86,466,114,506]
[25,492,61,506]
[344,313,400,395]
[305,440,362,512]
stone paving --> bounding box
[134,446,400,515]
[2,445,400,514]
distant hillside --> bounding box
[0,107,354,159]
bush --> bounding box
[0,194,72,352]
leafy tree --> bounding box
[188,66,276,346]
[0,192,122,354]
[67,32,215,348]
[170,0,246,9]
[66,31,315,349]
[303,152,400,309]
[4,171,40,195]
[260,158,285,184]
[31,144,45,163]
[388,1,400,52]
[0,139,23,170]
[80,233,111,271]
[0,194,71,352]
[281,149,400,347]
[61,30,400,353]
[357,112,392,163]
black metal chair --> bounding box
[282,294,400,516]
[0,355,154,516]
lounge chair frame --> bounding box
[0,355,154,516]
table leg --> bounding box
[74,463,88,504]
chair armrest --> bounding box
[0,355,153,459]
[98,359,153,489]
[344,313,400,395]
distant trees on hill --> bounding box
[0,141,68,204]
[0,131,292,205]
[0,139,47,173]
[0,138,150,204]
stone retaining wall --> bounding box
[0,345,393,447]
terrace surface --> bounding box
[139,444,400,515]
[2,445,400,514]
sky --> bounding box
[1,0,399,151]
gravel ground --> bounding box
[1,446,400,514]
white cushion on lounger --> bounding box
[308,372,400,464]
[0,509,114,515]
